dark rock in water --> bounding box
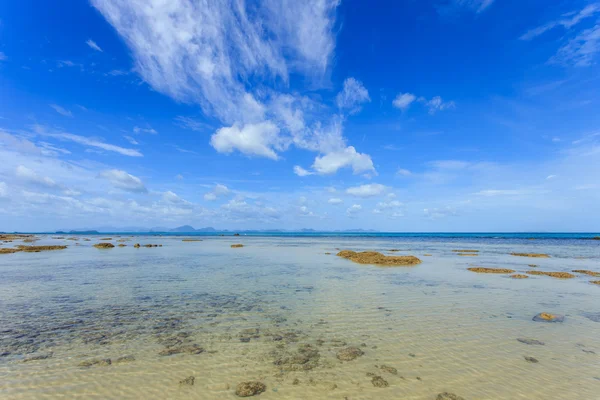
[371,375,389,387]
[235,381,266,397]
[114,355,135,364]
[79,358,112,367]
[524,356,539,363]
[437,393,465,400]
[240,337,251,343]
[179,376,195,386]
[379,365,398,375]
[336,347,364,361]
[533,313,564,322]
[517,338,545,346]
[583,312,600,323]
[273,344,320,371]
[159,344,204,356]
[292,378,300,385]
[23,353,53,362]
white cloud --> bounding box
[124,135,139,145]
[346,204,362,216]
[336,77,370,114]
[49,104,73,117]
[346,183,387,197]
[546,175,556,180]
[0,182,7,197]
[397,168,412,176]
[86,39,103,52]
[133,126,158,134]
[392,93,416,110]
[328,198,343,205]
[520,4,600,40]
[312,146,375,175]
[293,165,314,176]
[15,165,59,189]
[221,197,280,221]
[92,0,373,176]
[419,96,456,114]
[204,184,230,201]
[32,125,142,157]
[175,174,184,180]
[99,169,147,193]
[211,122,285,159]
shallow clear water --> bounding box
[1,235,599,399]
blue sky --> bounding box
[1,0,600,232]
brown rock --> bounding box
[510,274,529,279]
[572,270,600,277]
[533,312,564,322]
[231,244,244,248]
[527,270,575,279]
[437,393,465,400]
[510,253,550,258]
[371,375,389,387]
[16,245,67,252]
[467,267,515,274]
[179,376,195,386]
[452,249,479,253]
[336,250,421,266]
[94,243,115,249]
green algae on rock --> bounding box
[336,250,421,266]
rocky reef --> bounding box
[572,270,600,277]
[336,346,364,361]
[231,244,244,248]
[336,250,421,266]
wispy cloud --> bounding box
[392,93,416,111]
[346,183,387,197]
[552,24,600,67]
[124,135,138,145]
[0,52,7,61]
[174,116,212,132]
[204,184,230,201]
[32,124,142,157]
[86,39,103,52]
[49,104,73,117]
[133,126,158,134]
[336,78,370,114]
[520,4,600,40]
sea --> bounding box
[0,233,599,399]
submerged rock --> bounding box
[231,244,244,248]
[182,239,202,242]
[94,243,115,249]
[511,253,550,258]
[235,381,266,397]
[467,267,515,274]
[179,376,195,386]
[437,393,465,400]
[114,355,135,364]
[158,344,204,356]
[79,358,112,367]
[118,244,127,247]
[527,271,575,279]
[336,347,364,361]
[533,313,564,323]
[336,250,421,266]
[452,249,479,253]
[379,365,398,375]
[591,280,600,286]
[371,375,389,387]
[23,353,53,362]
[273,344,320,371]
[517,338,544,346]
[510,274,529,279]
[134,243,141,248]
[583,312,600,322]
[524,356,539,363]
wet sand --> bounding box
[0,235,599,399]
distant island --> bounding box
[50,225,379,234]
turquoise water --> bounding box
[0,235,599,399]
